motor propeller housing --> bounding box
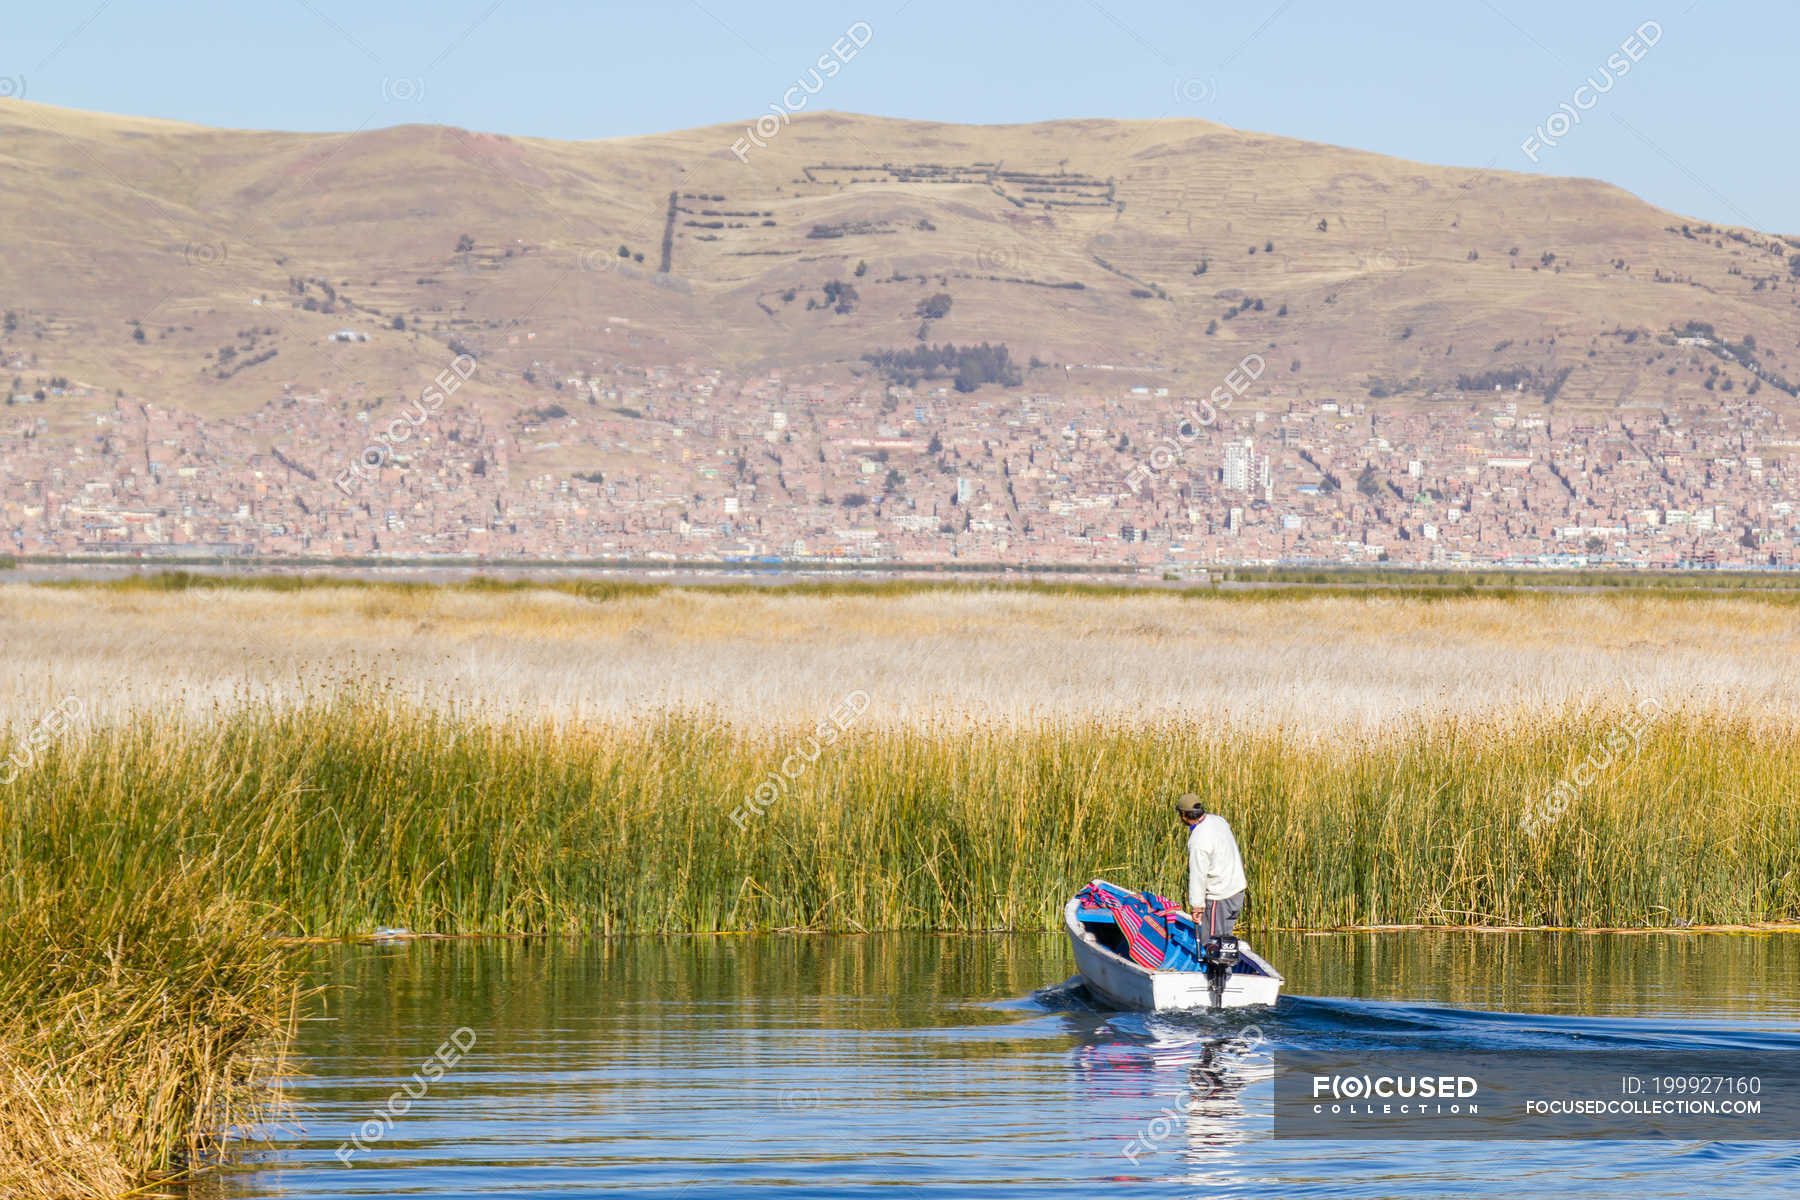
[1203,935,1241,968]
[1202,935,1241,1008]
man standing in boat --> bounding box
[1176,793,1248,940]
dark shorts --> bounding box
[1202,890,1246,939]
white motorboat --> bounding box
[1064,890,1284,1011]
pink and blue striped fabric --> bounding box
[1077,880,1204,971]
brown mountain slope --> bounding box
[3,99,1798,417]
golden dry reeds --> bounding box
[0,873,301,1199]
[5,581,1800,735]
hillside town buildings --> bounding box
[3,364,1797,569]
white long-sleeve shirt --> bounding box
[1187,815,1248,906]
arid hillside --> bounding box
[3,99,1799,419]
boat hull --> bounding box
[1063,897,1283,1011]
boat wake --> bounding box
[1009,982,1800,1100]
[1029,987,1800,1058]
[1028,975,1105,1011]
[1272,994,1800,1058]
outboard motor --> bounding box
[1202,935,1240,1009]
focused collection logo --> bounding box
[1311,1074,1480,1115]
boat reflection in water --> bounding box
[1064,1002,1276,1183]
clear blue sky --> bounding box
[9,0,1797,231]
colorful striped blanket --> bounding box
[1077,880,1205,972]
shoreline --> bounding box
[9,559,1800,594]
[276,921,1800,945]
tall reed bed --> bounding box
[0,869,301,1195]
[7,698,1796,940]
[5,696,1792,1190]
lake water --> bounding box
[201,931,1800,1199]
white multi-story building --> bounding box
[1223,439,1254,493]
